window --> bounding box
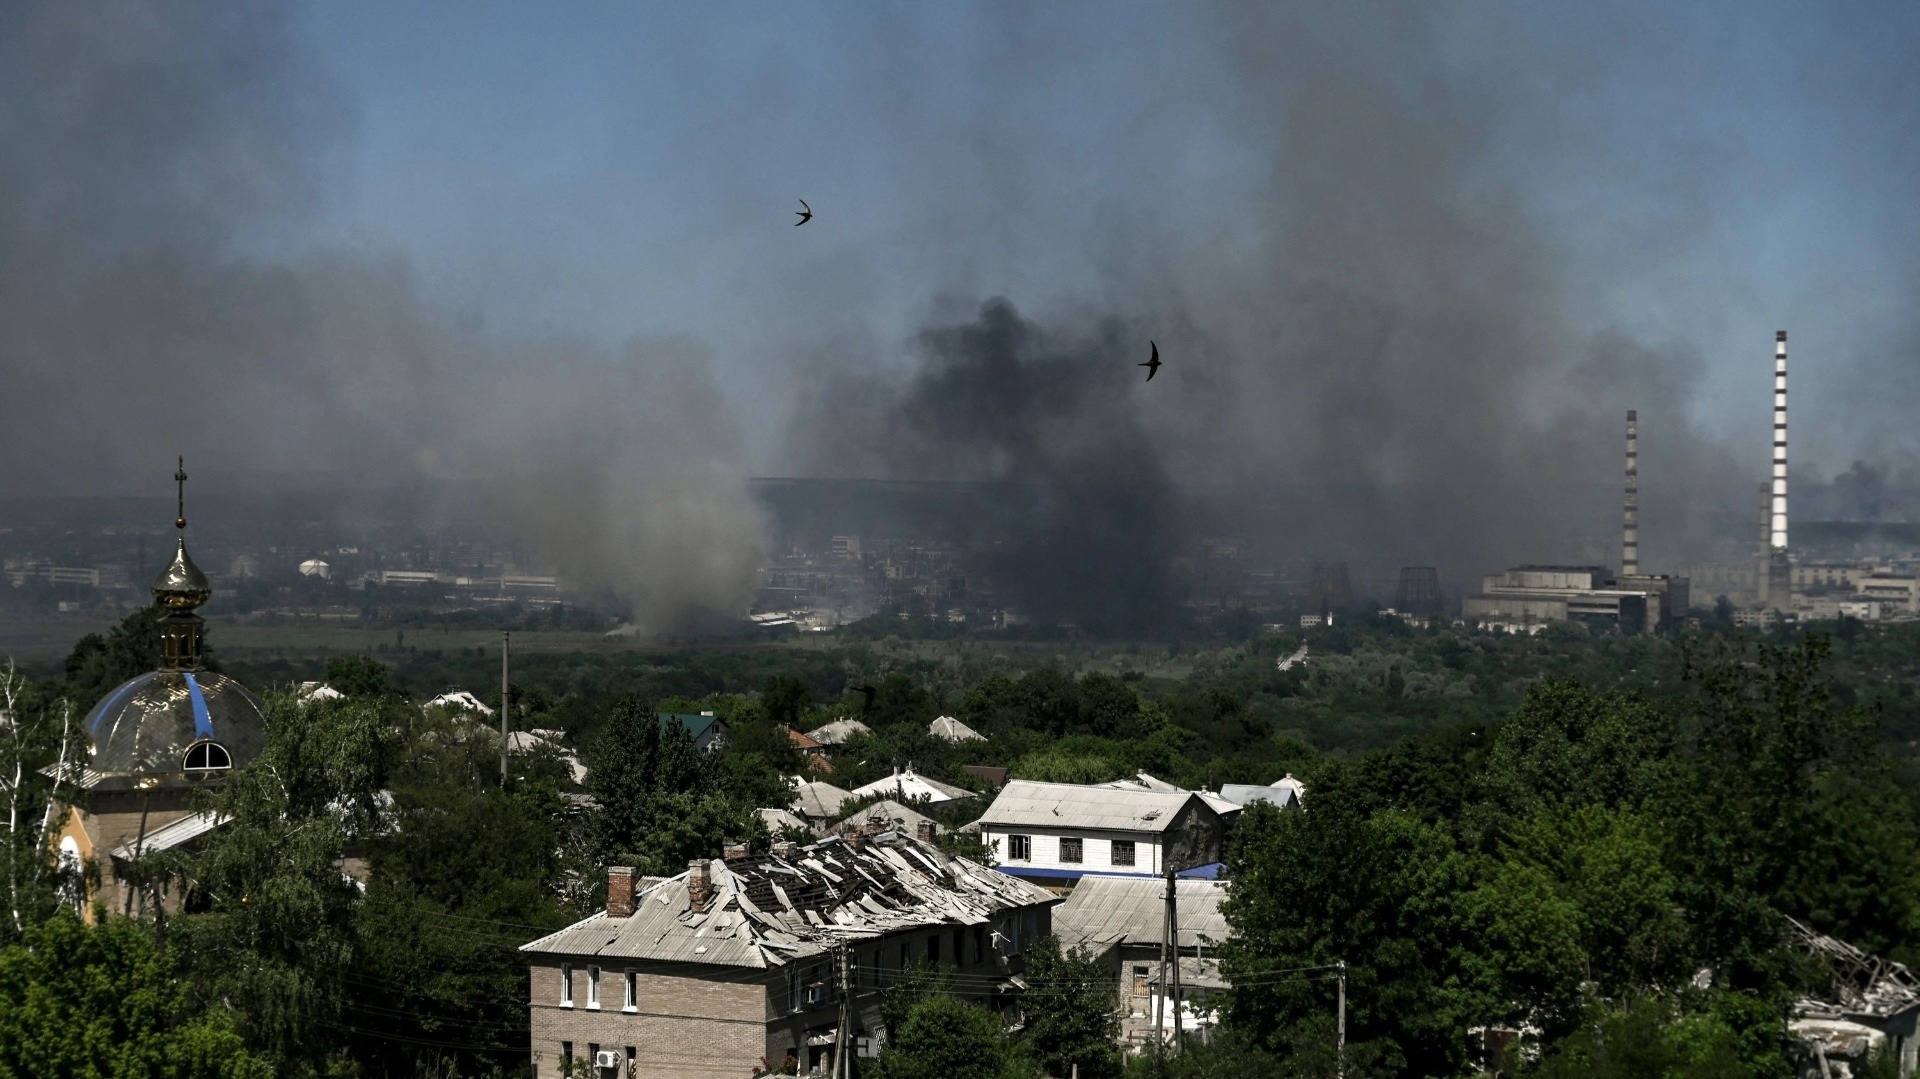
[927,935,940,965]
[788,966,802,1013]
[624,969,637,1012]
[952,930,964,966]
[562,1042,574,1068]
[1059,837,1083,863]
[876,949,888,987]
[1133,966,1151,994]
[560,964,574,1007]
[1111,840,1136,866]
[182,740,232,777]
[900,942,911,972]
[587,965,601,1009]
[627,1047,637,1073]
[1007,834,1031,861]
[589,1043,600,1068]
[972,926,985,965]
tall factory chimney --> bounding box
[1622,410,1639,578]
[1756,481,1772,606]
[1767,331,1793,608]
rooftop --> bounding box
[520,834,1056,968]
[980,780,1209,834]
[1053,876,1228,952]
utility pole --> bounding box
[1170,873,1184,1054]
[500,630,510,787]
[1336,959,1347,1079]
[1155,868,1174,1057]
[835,940,854,1079]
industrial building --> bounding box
[1464,410,1689,633]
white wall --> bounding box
[981,826,1165,876]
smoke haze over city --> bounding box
[4,1,1920,630]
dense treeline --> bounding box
[2,612,1919,1076]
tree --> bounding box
[873,994,1005,1079]
[349,713,573,1077]
[1019,936,1122,1079]
[587,697,757,874]
[323,654,394,699]
[0,657,80,943]
[172,693,392,1076]
[0,910,271,1079]
[1220,800,1485,1077]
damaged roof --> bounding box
[520,833,1057,969]
[1786,915,1920,1020]
[1052,876,1228,952]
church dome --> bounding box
[82,671,265,787]
[75,457,266,790]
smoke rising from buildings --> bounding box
[0,1,763,629]
[6,1,1920,632]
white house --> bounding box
[928,715,986,743]
[977,781,1226,889]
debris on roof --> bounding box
[521,832,1056,968]
[1052,876,1228,953]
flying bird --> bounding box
[1139,341,1161,381]
[795,199,813,226]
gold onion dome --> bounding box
[73,457,265,790]
[152,457,211,610]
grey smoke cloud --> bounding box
[0,0,762,629]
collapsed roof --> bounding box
[521,833,1056,969]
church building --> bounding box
[49,459,267,919]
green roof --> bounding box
[658,712,724,740]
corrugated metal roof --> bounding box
[760,807,812,834]
[980,781,1203,833]
[1217,783,1298,808]
[791,780,855,818]
[848,768,975,805]
[805,719,872,746]
[109,811,231,860]
[521,835,1057,967]
[929,716,986,742]
[829,800,938,838]
[1052,876,1228,952]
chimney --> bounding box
[772,840,795,861]
[916,820,937,843]
[723,841,750,862]
[687,859,712,915]
[1771,331,1789,552]
[1622,410,1639,578]
[1766,331,1793,608]
[845,831,868,851]
[1756,481,1773,605]
[607,866,635,918]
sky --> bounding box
[281,2,1920,467]
[4,1,1919,626]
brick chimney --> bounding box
[772,840,795,860]
[845,832,868,852]
[723,841,750,861]
[607,866,636,918]
[916,820,938,843]
[687,859,712,915]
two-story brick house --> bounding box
[977,780,1226,891]
[520,828,1058,1079]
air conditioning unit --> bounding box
[594,1049,622,1071]
[805,983,826,1006]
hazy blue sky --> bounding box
[6,0,1920,618]
[279,1,1920,473]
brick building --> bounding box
[520,828,1057,1079]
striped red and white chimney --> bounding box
[1622,410,1638,577]
[1771,331,1789,552]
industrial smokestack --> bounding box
[1771,332,1789,551]
[1622,410,1638,578]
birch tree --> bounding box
[0,655,80,942]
